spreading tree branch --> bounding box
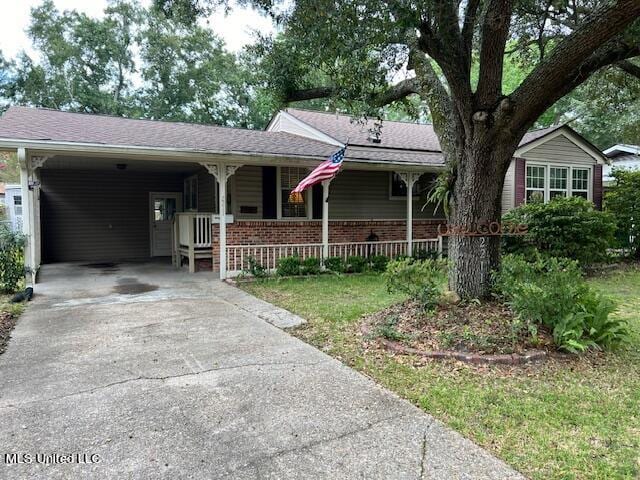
[617,59,640,79]
[475,0,514,107]
[510,0,640,132]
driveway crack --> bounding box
[0,359,328,410]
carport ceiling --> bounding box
[43,155,203,174]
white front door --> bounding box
[150,192,181,257]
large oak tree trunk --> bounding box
[448,140,515,299]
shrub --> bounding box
[346,255,367,273]
[502,196,616,265]
[605,169,640,258]
[301,257,321,275]
[494,254,627,352]
[369,255,388,272]
[0,225,25,293]
[375,315,410,341]
[324,256,345,273]
[383,257,447,311]
[244,256,267,278]
[412,248,438,261]
[276,256,301,276]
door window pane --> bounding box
[154,198,177,221]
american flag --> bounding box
[289,147,345,203]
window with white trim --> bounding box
[526,165,545,202]
[526,164,591,203]
[571,168,589,199]
[13,195,22,216]
[280,167,308,218]
[549,166,568,199]
[184,175,198,211]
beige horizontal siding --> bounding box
[501,160,515,215]
[233,167,440,220]
[522,134,596,164]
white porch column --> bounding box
[202,162,242,279]
[321,179,331,260]
[398,172,421,256]
[18,148,32,284]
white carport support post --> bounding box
[398,172,421,257]
[18,148,33,284]
[202,162,242,279]
[321,179,331,260]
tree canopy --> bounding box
[0,0,274,128]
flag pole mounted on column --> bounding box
[288,143,347,204]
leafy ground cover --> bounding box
[241,269,640,479]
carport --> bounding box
[38,156,211,264]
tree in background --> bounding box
[156,0,640,298]
[0,0,274,128]
[606,169,640,259]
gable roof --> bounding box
[603,144,640,157]
[284,108,568,152]
[0,106,337,160]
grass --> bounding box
[242,270,640,480]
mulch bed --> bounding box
[0,311,18,355]
[360,300,554,365]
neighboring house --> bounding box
[0,106,605,281]
[603,144,640,186]
[4,184,23,232]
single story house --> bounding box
[603,144,640,186]
[0,106,606,281]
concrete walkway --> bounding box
[0,262,523,479]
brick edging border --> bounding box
[361,325,547,365]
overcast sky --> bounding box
[0,0,277,58]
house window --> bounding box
[13,195,22,216]
[572,168,589,199]
[549,167,568,199]
[526,165,546,202]
[184,175,198,211]
[280,167,308,218]
[526,164,592,203]
[389,172,436,199]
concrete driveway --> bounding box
[0,262,522,479]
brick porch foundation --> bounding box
[212,219,445,271]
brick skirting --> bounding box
[211,219,446,270]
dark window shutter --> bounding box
[262,166,277,219]
[312,184,323,219]
[593,164,603,210]
[514,158,526,207]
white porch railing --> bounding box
[177,212,213,248]
[226,238,441,277]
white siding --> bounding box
[604,153,640,182]
[501,160,515,215]
[521,134,597,164]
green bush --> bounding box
[605,169,640,258]
[244,256,268,278]
[412,248,438,261]
[494,254,627,352]
[346,255,368,273]
[502,196,616,265]
[301,257,321,275]
[324,256,345,273]
[369,255,388,272]
[0,225,25,293]
[383,257,447,311]
[276,256,302,276]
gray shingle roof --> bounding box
[286,108,564,151]
[0,106,337,159]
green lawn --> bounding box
[242,269,640,480]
